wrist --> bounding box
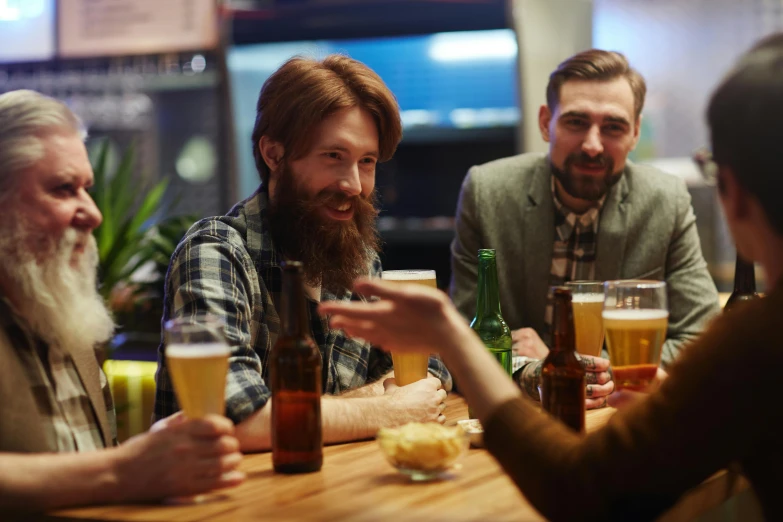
[101,446,126,504]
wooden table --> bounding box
[46,395,746,522]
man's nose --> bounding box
[582,125,604,157]
[73,192,103,231]
[337,163,362,196]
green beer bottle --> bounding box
[470,249,513,375]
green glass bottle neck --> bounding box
[475,257,502,318]
[733,254,757,294]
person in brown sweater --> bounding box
[319,34,783,521]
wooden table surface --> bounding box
[46,395,745,522]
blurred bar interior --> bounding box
[3,0,781,339]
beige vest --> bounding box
[0,320,113,452]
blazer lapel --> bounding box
[595,173,630,282]
[69,345,113,448]
[523,160,556,334]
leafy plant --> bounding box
[90,139,196,315]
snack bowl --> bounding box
[456,419,484,448]
[377,422,469,481]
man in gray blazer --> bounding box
[450,50,719,408]
[0,90,243,512]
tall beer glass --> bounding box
[603,280,668,391]
[165,314,230,418]
[381,270,435,386]
[565,281,605,358]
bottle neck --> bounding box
[281,270,310,338]
[476,256,502,318]
[733,254,757,294]
[551,294,576,353]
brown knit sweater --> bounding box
[484,281,781,521]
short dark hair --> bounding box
[251,55,402,185]
[707,32,783,235]
[546,49,647,120]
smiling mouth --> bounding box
[329,202,352,212]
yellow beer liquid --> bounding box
[572,294,605,357]
[381,270,436,386]
[603,310,668,391]
[167,343,230,418]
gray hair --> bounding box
[0,90,86,196]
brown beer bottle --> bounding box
[270,261,323,473]
[724,254,760,311]
[540,287,586,433]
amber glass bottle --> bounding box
[540,287,586,432]
[270,261,323,473]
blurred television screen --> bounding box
[0,0,55,64]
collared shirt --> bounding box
[153,186,452,424]
[544,176,605,336]
[1,298,115,452]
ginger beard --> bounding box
[0,221,114,354]
[551,151,623,202]
[267,165,381,293]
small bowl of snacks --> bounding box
[377,422,469,481]
[456,419,484,448]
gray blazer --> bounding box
[449,153,720,367]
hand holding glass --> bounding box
[603,280,668,391]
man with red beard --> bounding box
[0,91,244,511]
[154,55,451,451]
[450,50,719,408]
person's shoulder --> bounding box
[709,291,783,354]
[471,152,545,178]
[466,153,546,194]
[625,161,689,199]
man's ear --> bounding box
[631,114,642,150]
[258,136,285,174]
[539,105,553,143]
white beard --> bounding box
[0,225,115,354]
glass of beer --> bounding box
[165,313,230,418]
[381,270,435,386]
[565,281,605,358]
[603,280,668,391]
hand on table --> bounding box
[383,375,448,425]
[112,414,245,502]
[319,277,462,355]
[511,328,549,358]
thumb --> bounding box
[383,377,398,392]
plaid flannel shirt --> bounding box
[154,186,452,424]
[543,176,605,343]
[1,298,116,451]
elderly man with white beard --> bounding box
[0,90,244,513]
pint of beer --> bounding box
[165,314,230,418]
[167,343,230,418]
[565,281,605,358]
[603,280,668,391]
[381,270,435,386]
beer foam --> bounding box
[602,309,669,321]
[571,293,604,304]
[381,270,436,281]
[166,343,230,358]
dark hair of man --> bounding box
[251,54,403,185]
[546,49,647,120]
[707,32,783,235]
